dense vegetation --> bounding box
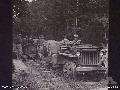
[13,0,109,45]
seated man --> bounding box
[62,36,70,45]
[72,34,81,45]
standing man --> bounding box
[28,35,34,45]
[16,34,23,60]
[33,36,39,45]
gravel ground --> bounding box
[12,58,108,90]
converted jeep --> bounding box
[46,40,107,78]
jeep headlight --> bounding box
[76,52,80,56]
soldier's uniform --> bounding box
[33,38,39,45]
[100,49,108,74]
[37,35,46,58]
[28,36,34,45]
[37,35,45,46]
[16,34,23,59]
[62,36,70,45]
[72,34,81,45]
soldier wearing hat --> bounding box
[72,34,81,45]
[74,34,78,41]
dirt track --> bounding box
[12,59,108,90]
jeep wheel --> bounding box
[63,62,76,79]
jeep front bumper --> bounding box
[76,66,106,72]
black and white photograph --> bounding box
[12,0,109,90]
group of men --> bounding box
[13,34,46,60]
[62,34,82,45]
[13,33,82,60]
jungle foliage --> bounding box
[13,0,109,45]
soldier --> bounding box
[37,35,46,59]
[33,36,39,45]
[16,34,23,60]
[100,48,108,74]
[62,35,70,45]
[37,35,45,46]
[28,35,34,45]
[23,35,28,45]
[72,34,81,45]
[22,35,29,55]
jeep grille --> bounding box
[81,51,100,65]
